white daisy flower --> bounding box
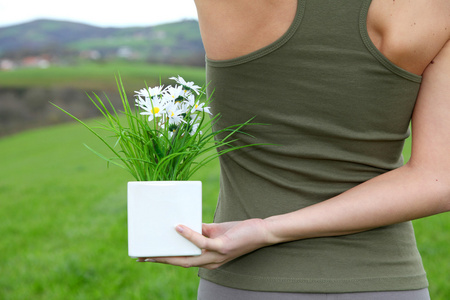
[169,75,201,95]
[189,121,201,136]
[135,85,165,99]
[165,102,185,125]
[163,85,184,104]
[138,97,167,122]
[190,99,212,115]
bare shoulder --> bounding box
[369,0,450,26]
[194,0,297,60]
[368,0,450,74]
[369,0,450,45]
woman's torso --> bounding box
[195,0,449,294]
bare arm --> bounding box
[265,40,450,242]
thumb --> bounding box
[202,223,217,237]
[175,224,222,251]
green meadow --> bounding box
[0,61,206,90]
[0,64,448,299]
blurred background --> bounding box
[0,2,214,299]
[0,1,448,299]
[0,0,203,136]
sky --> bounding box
[0,0,198,28]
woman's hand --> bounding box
[136,218,271,270]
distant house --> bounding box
[117,47,136,59]
[80,50,101,60]
[0,59,15,70]
[21,56,50,68]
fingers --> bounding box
[135,224,227,268]
[135,222,241,268]
[136,224,220,263]
[138,250,227,269]
[176,224,223,252]
[202,221,239,238]
[202,223,213,237]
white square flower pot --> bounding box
[127,181,202,258]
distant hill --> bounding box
[0,19,205,66]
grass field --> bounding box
[0,65,448,299]
[0,61,207,90]
[0,120,219,300]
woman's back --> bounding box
[198,0,428,292]
[194,0,450,75]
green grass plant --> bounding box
[52,76,260,181]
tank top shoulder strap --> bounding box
[359,0,421,82]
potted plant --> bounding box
[53,75,260,258]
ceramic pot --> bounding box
[127,181,202,258]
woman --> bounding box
[138,0,450,299]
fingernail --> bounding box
[176,225,184,233]
[145,259,156,262]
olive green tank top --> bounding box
[199,0,428,293]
